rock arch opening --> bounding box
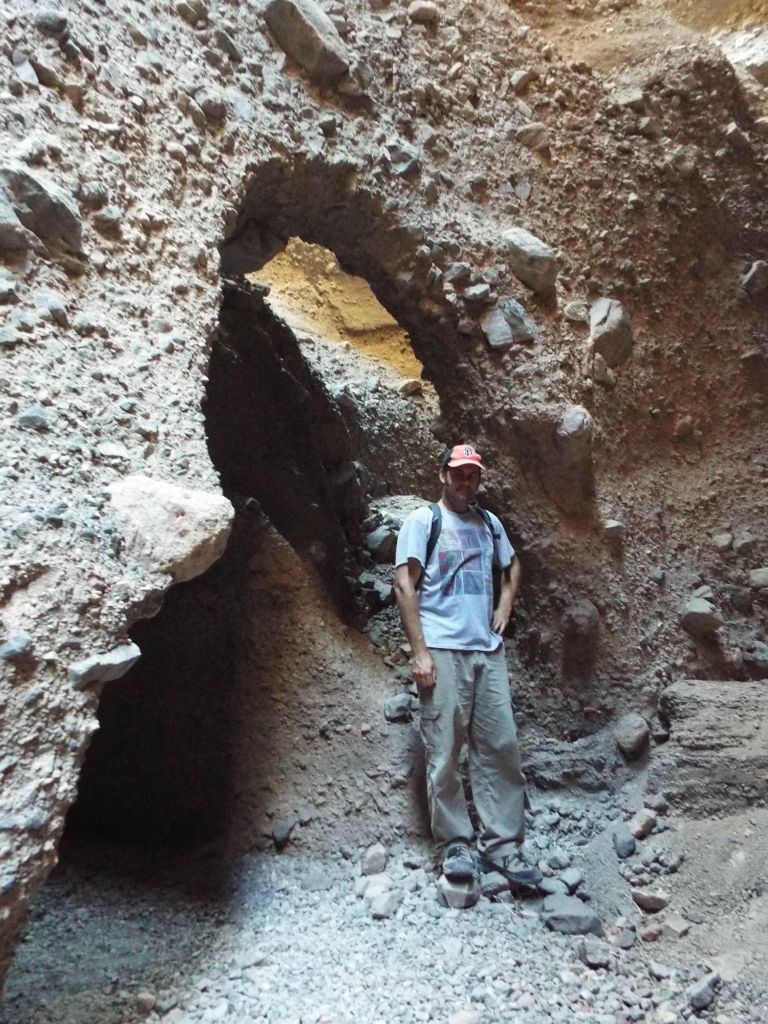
[66,213,443,853]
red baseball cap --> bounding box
[443,444,485,470]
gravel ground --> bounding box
[1,821,765,1024]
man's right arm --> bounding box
[393,559,436,689]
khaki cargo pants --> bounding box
[419,647,526,858]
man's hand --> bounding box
[491,609,510,634]
[411,650,437,689]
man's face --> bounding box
[440,464,481,509]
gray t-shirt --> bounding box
[395,505,515,652]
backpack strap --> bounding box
[475,506,501,547]
[416,502,442,591]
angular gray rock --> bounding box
[578,938,610,969]
[688,972,719,1011]
[264,0,349,85]
[68,643,142,690]
[628,808,656,839]
[611,826,636,859]
[541,894,602,935]
[370,888,403,919]
[362,843,387,875]
[631,887,670,912]
[680,597,723,637]
[480,297,537,349]
[501,226,557,295]
[383,139,420,177]
[613,711,649,760]
[384,693,413,723]
[408,2,439,24]
[437,874,480,909]
[516,122,550,152]
[589,298,633,367]
[0,163,82,255]
[365,524,397,563]
[35,9,70,35]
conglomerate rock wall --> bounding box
[1,0,767,993]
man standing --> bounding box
[394,444,541,887]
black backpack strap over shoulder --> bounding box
[425,502,442,567]
[416,503,442,590]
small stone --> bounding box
[398,379,422,396]
[136,991,157,1014]
[92,205,123,236]
[578,938,610,969]
[725,121,751,153]
[362,842,387,875]
[644,792,669,813]
[637,920,663,941]
[603,519,625,541]
[680,597,723,636]
[629,808,656,840]
[510,69,535,93]
[631,888,670,913]
[69,643,142,690]
[264,0,350,85]
[437,874,480,909]
[712,531,733,552]
[0,632,34,661]
[407,1,439,24]
[662,913,691,939]
[541,895,602,935]
[501,226,557,294]
[612,826,636,859]
[0,326,20,347]
[17,405,53,431]
[448,1011,482,1024]
[563,299,589,323]
[35,9,69,35]
[463,283,491,304]
[480,297,537,349]
[612,926,636,949]
[272,819,295,849]
[370,888,403,919]
[589,297,633,367]
[383,138,420,176]
[559,867,583,893]
[516,122,550,152]
[0,163,82,255]
[384,693,412,723]
[613,712,649,760]
[749,567,768,589]
[688,972,720,1011]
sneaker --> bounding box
[480,852,543,888]
[442,842,477,881]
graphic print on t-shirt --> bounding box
[438,527,492,597]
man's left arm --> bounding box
[492,557,521,634]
